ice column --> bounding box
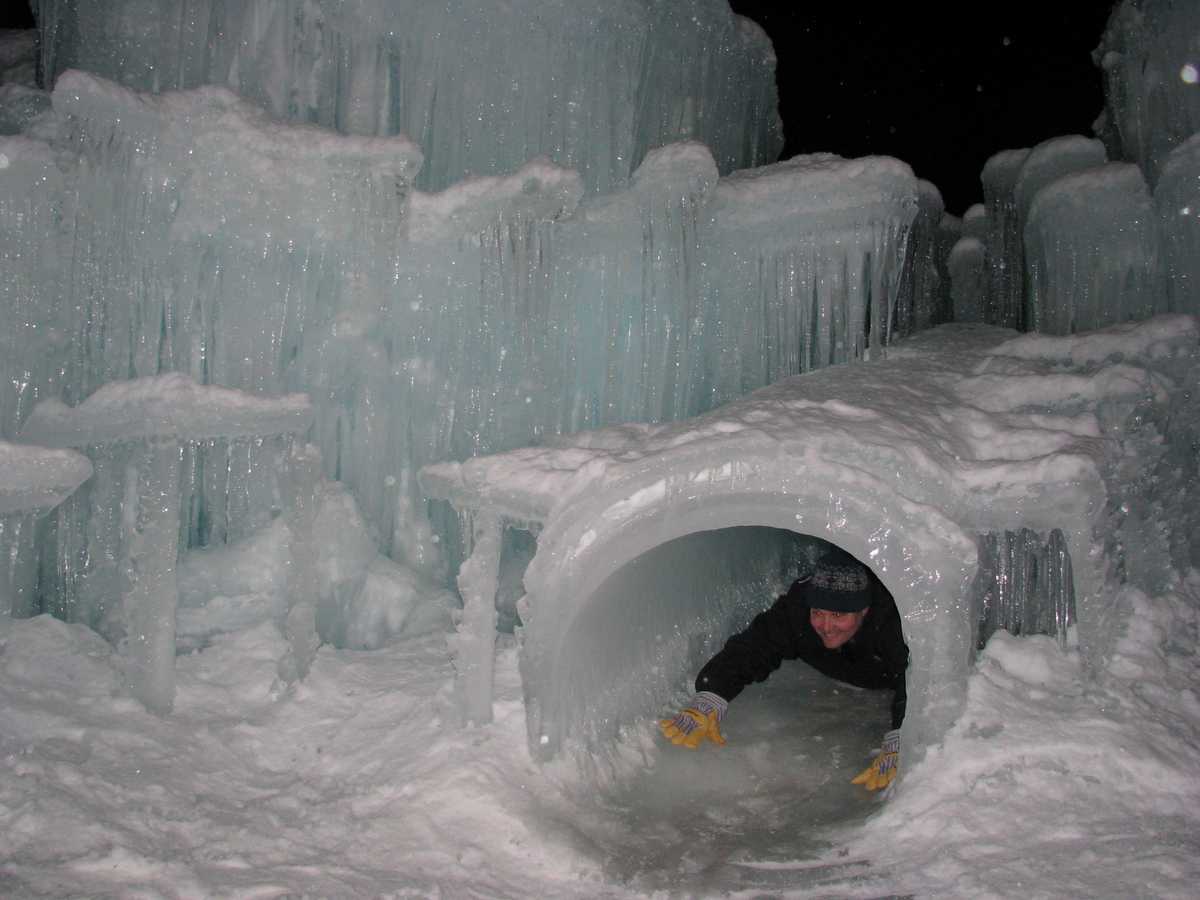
[1025,163,1162,334]
[1154,133,1200,316]
[981,148,1031,329]
[278,443,324,683]
[20,374,312,712]
[449,512,502,726]
[895,180,949,335]
[949,204,988,323]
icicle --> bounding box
[971,528,1077,652]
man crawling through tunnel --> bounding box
[660,545,909,792]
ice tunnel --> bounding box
[421,316,1199,765]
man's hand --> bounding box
[852,728,900,791]
[659,691,728,748]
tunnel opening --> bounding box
[534,527,903,887]
[544,527,900,751]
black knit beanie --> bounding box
[805,548,872,612]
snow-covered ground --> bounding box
[3,319,1200,898]
[2,567,1198,897]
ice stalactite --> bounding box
[971,529,1077,652]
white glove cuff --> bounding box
[692,691,729,721]
[882,729,901,754]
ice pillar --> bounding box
[450,512,502,726]
[123,440,182,713]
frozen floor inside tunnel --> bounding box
[562,658,893,892]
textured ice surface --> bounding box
[949,236,986,323]
[422,315,1199,760]
[18,374,313,713]
[0,440,91,515]
[1155,132,1200,316]
[0,440,91,620]
[1096,0,1200,185]
[34,0,783,194]
[980,136,1114,332]
[20,373,313,447]
[1025,162,1162,333]
[981,147,1031,329]
[0,72,918,568]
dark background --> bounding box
[3,2,1117,214]
[728,2,1116,214]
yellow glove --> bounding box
[852,728,900,791]
[659,691,728,748]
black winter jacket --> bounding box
[696,576,909,729]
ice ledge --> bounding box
[0,440,92,514]
[20,373,313,448]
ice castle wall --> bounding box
[0,70,919,624]
[33,0,783,195]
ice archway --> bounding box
[421,318,1195,764]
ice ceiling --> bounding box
[2,0,1200,763]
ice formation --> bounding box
[0,68,919,572]
[0,439,91,621]
[1156,132,1200,314]
[422,316,1198,760]
[33,0,783,194]
[20,374,313,711]
[1095,0,1200,186]
[964,1,1200,335]
[0,0,1196,791]
[1025,162,1162,333]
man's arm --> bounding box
[695,587,804,702]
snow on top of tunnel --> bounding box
[0,440,92,514]
[19,373,313,448]
[420,316,1198,531]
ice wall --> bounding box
[1095,0,1200,186]
[0,71,919,594]
[33,0,783,195]
[1155,133,1200,315]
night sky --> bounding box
[4,2,1118,214]
[729,2,1117,214]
